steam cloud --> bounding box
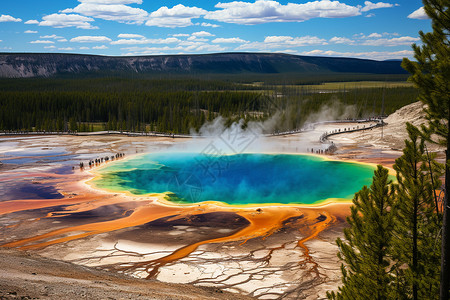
[156,99,356,155]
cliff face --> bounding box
[0,52,406,78]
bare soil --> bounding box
[0,248,252,300]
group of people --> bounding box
[307,142,336,155]
[78,152,125,170]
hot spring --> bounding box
[92,153,377,206]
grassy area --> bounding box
[300,81,414,90]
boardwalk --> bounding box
[0,118,386,144]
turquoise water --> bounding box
[93,153,377,205]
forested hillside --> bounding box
[0,52,407,78]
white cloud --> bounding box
[365,13,375,17]
[361,1,395,12]
[30,40,55,44]
[146,17,192,28]
[59,47,74,51]
[25,20,39,25]
[329,36,354,44]
[212,37,248,43]
[38,14,98,29]
[121,46,177,54]
[200,22,220,28]
[79,46,90,50]
[367,32,382,38]
[117,33,145,39]
[301,49,413,60]
[184,43,226,52]
[111,37,180,45]
[40,34,64,39]
[265,35,327,46]
[264,36,292,43]
[236,35,327,51]
[150,4,207,18]
[93,45,108,49]
[78,0,143,4]
[355,32,395,39]
[0,14,22,22]
[185,42,226,52]
[24,30,38,34]
[275,49,299,54]
[187,36,209,42]
[58,39,68,42]
[70,36,112,43]
[120,43,227,55]
[172,33,190,37]
[142,0,398,28]
[205,0,361,25]
[192,31,214,37]
[362,36,420,46]
[146,4,208,27]
[62,3,148,24]
[408,7,428,19]
[44,46,56,49]
[348,32,418,46]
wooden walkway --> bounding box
[0,118,386,143]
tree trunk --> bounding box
[413,194,418,300]
[440,108,450,300]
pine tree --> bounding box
[391,123,443,300]
[69,117,77,132]
[401,1,449,297]
[327,165,396,300]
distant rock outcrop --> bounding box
[330,101,444,152]
[0,52,407,78]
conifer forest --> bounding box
[0,76,416,134]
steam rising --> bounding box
[304,100,357,124]
[151,100,357,154]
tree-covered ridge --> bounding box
[0,77,417,134]
[0,52,408,78]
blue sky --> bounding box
[0,0,430,60]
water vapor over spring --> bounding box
[144,97,359,155]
